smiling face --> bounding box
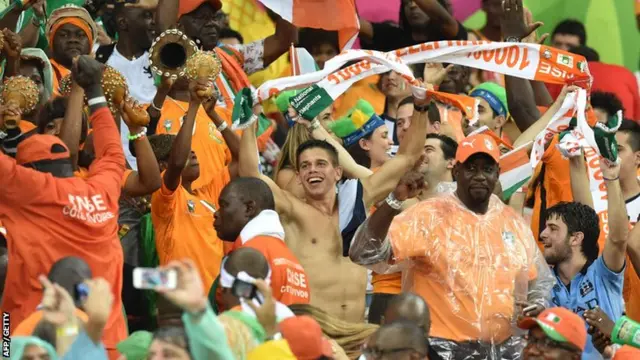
[539,215,574,265]
[52,23,91,67]
[420,137,453,180]
[296,147,343,199]
[380,71,411,99]
[453,153,499,204]
[118,7,157,50]
[179,3,226,51]
[360,126,393,168]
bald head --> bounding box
[384,293,431,335]
[223,177,275,212]
[48,256,92,308]
[367,321,428,359]
[224,248,270,279]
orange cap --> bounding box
[613,346,640,359]
[455,133,500,164]
[16,135,70,165]
[518,307,587,352]
[279,316,333,360]
[178,0,222,18]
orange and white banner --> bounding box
[257,0,359,50]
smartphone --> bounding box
[231,279,258,300]
[133,267,178,290]
[74,283,90,303]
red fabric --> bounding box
[546,61,640,121]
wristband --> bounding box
[56,325,79,338]
[150,101,162,112]
[603,176,620,182]
[385,192,403,210]
[87,96,107,106]
[611,316,640,347]
[217,121,228,132]
[128,127,147,141]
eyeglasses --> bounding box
[361,346,424,359]
[525,335,581,354]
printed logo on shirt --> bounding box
[63,195,115,224]
[187,200,195,213]
[580,280,595,297]
[502,231,515,247]
[164,120,172,132]
[208,123,223,144]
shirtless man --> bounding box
[238,98,428,322]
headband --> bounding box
[469,89,507,117]
[49,18,94,51]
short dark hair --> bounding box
[37,97,67,133]
[296,139,339,169]
[590,91,624,118]
[399,96,414,108]
[426,133,457,160]
[552,19,587,45]
[48,256,93,308]
[546,202,600,262]
[149,134,176,162]
[225,247,270,279]
[299,28,339,54]
[227,177,275,211]
[569,45,599,62]
[619,120,640,152]
[153,327,190,354]
[219,28,244,44]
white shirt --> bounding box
[626,192,640,224]
[106,47,157,170]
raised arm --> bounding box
[262,11,298,68]
[601,160,629,273]
[512,85,576,148]
[238,106,295,216]
[59,83,85,169]
[413,0,461,39]
[568,153,594,208]
[122,99,162,197]
[157,0,179,32]
[360,96,428,207]
[163,81,203,192]
[203,98,240,175]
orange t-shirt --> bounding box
[234,234,310,305]
[0,107,127,354]
[155,99,232,193]
[18,121,36,133]
[151,178,224,292]
[389,193,539,343]
[13,309,89,336]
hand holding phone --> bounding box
[133,267,178,290]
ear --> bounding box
[494,114,507,130]
[359,137,370,151]
[570,231,585,248]
[634,151,640,168]
[446,158,455,170]
[452,162,459,181]
[334,165,343,181]
[245,200,258,218]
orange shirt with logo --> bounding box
[0,107,127,355]
[234,234,310,305]
[389,193,539,343]
[151,177,224,292]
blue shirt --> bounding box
[551,256,625,360]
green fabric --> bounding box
[231,87,256,129]
[139,213,159,327]
[8,336,57,360]
[222,310,266,343]
[328,99,377,138]
[593,113,621,163]
[182,303,235,360]
[208,275,221,314]
[274,90,298,113]
[21,48,54,100]
[117,331,152,360]
[16,0,86,50]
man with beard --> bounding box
[177,0,297,112]
[45,5,97,95]
[350,134,554,358]
[540,162,629,359]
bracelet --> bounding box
[128,127,147,141]
[308,119,320,132]
[150,101,162,112]
[385,192,403,210]
[217,121,228,132]
[56,325,79,337]
[87,96,107,106]
[603,176,619,181]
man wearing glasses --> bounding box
[518,307,586,360]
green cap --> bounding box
[116,331,153,360]
[469,82,508,117]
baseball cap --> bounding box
[518,307,587,352]
[178,0,222,18]
[279,316,333,360]
[455,134,500,164]
[16,135,70,165]
[116,331,153,360]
